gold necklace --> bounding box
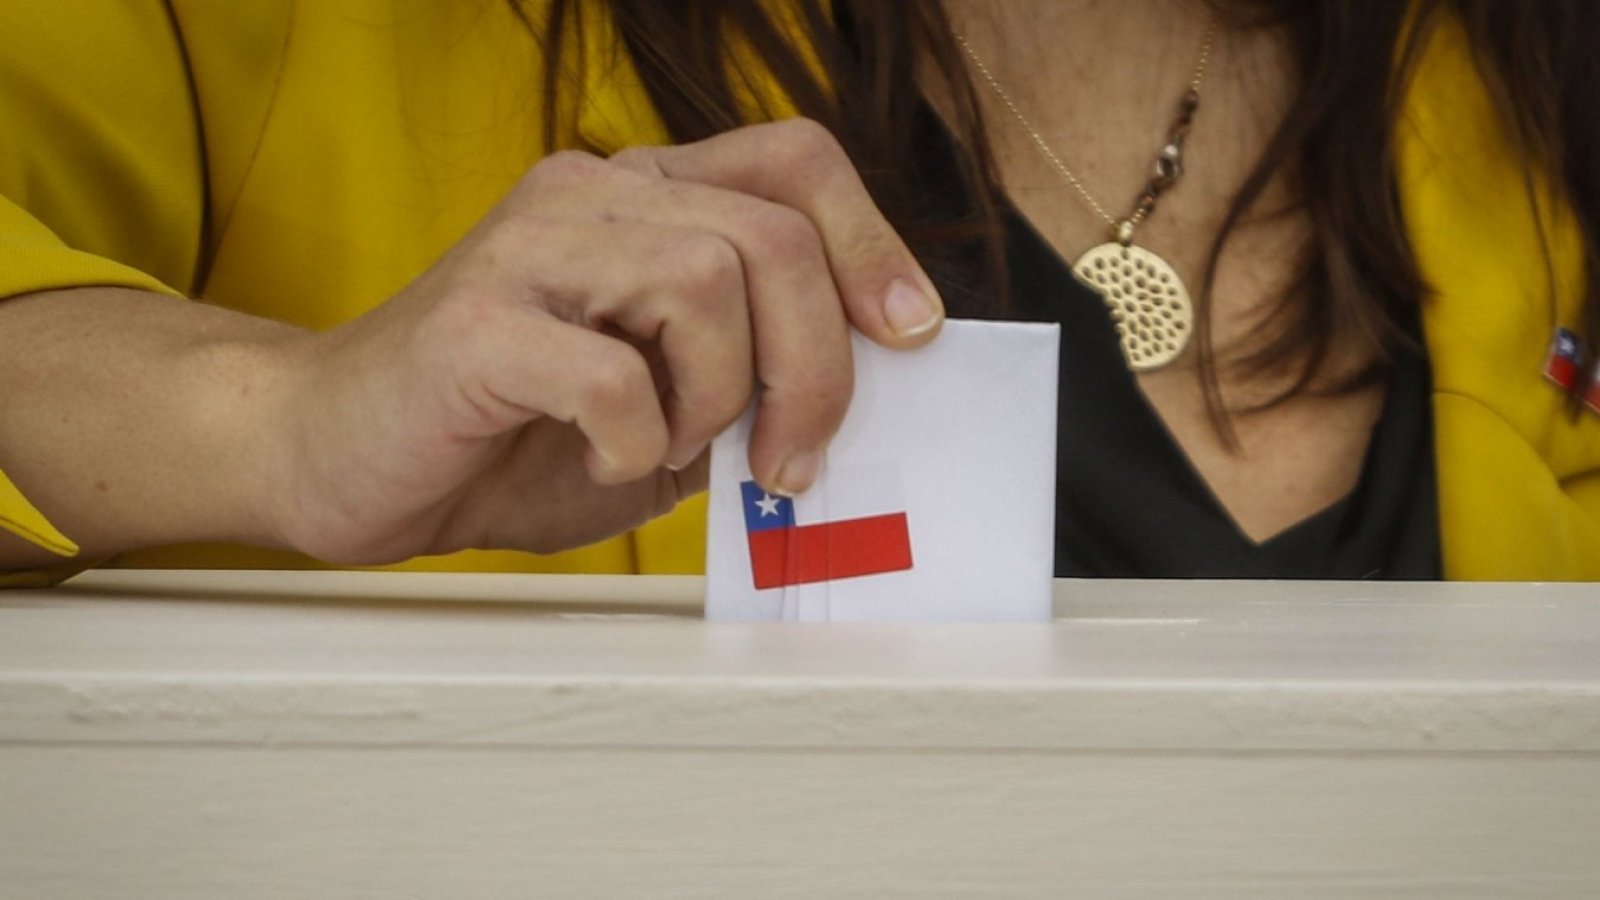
[958,18,1220,371]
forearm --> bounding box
[0,122,944,572]
[0,288,306,569]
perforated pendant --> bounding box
[1073,242,1193,371]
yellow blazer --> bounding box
[1,0,1596,582]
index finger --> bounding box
[613,118,946,349]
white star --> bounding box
[755,493,782,517]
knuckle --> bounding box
[579,345,653,413]
[477,213,550,269]
[658,232,744,300]
[769,117,845,168]
[529,149,610,188]
[741,203,823,264]
[607,146,646,166]
[607,145,663,176]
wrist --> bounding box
[174,321,317,555]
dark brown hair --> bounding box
[520,0,1600,432]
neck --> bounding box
[945,1,1221,113]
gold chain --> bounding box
[956,16,1220,236]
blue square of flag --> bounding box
[740,481,795,532]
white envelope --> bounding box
[705,319,1060,622]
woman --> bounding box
[1,0,1595,584]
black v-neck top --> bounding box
[1003,206,1441,578]
[906,107,1442,578]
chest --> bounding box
[961,9,1385,541]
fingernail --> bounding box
[665,442,708,472]
[773,450,823,497]
[589,445,625,483]
[884,279,942,338]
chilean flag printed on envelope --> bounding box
[739,463,913,590]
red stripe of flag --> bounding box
[1548,355,1580,390]
[747,513,913,590]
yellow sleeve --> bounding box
[1399,13,1600,579]
[0,470,77,555]
[0,0,205,564]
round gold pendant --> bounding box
[1072,243,1193,371]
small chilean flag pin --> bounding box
[739,465,914,591]
[1545,327,1586,391]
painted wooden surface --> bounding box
[3,571,1600,898]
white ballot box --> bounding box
[3,570,1600,899]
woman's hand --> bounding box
[271,119,945,564]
